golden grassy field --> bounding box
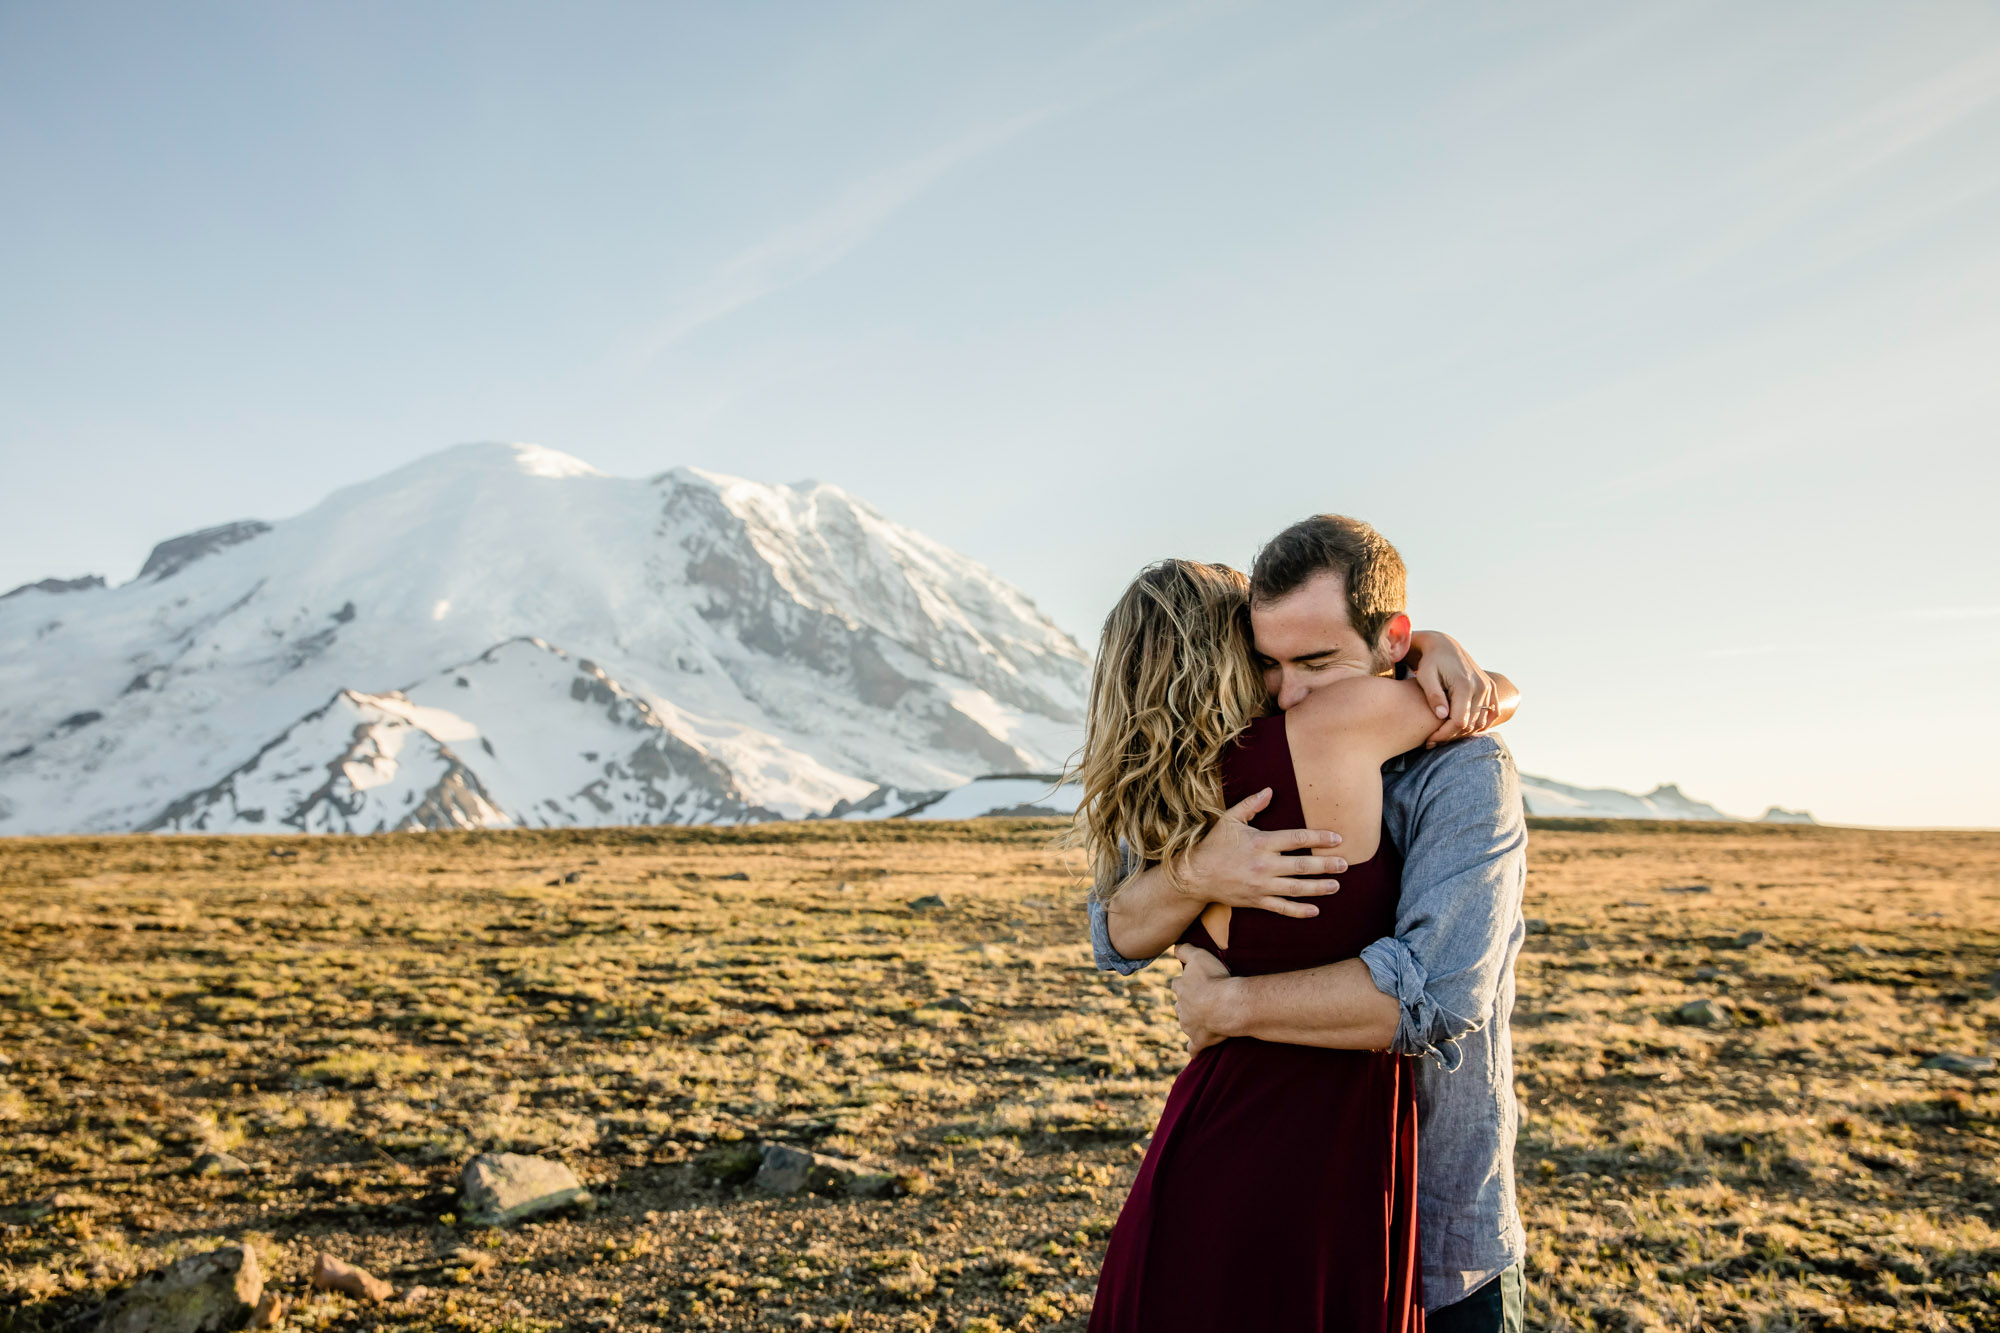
[2,819,1997,1333]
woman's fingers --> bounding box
[1259,897,1322,919]
[1276,856,1346,879]
[1260,827,1341,853]
[1223,787,1273,823]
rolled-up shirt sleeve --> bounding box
[1089,895,1156,975]
[1087,842,1157,974]
[1360,737,1528,1070]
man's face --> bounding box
[1250,571,1410,712]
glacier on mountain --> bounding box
[0,443,1089,834]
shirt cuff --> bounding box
[1359,936,1463,1071]
[1088,897,1154,975]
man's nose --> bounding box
[1275,672,1310,712]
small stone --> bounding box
[907,893,947,911]
[1850,943,1877,957]
[755,1143,816,1194]
[191,1151,253,1177]
[460,1152,592,1226]
[400,1287,432,1305]
[1663,884,1712,894]
[98,1243,263,1333]
[446,1247,497,1275]
[836,882,855,893]
[310,1253,393,1303]
[1921,1052,1996,1074]
[246,1291,284,1330]
[938,995,976,1013]
[1729,930,1770,949]
[1522,918,1550,936]
[38,1189,105,1214]
[754,1143,897,1198]
[1677,998,1732,1027]
[1692,966,1725,983]
[719,871,750,881]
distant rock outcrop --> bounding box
[1518,774,1811,823]
[1,574,105,601]
[137,520,272,582]
[898,773,1079,820]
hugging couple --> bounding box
[1073,514,1528,1333]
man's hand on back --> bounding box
[1171,945,1239,1054]
[1176,787,1346,916]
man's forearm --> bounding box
[1103,863,1204,960]
[1217,957,1399,1050]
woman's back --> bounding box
[1187,711,1400,974]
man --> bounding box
[1087,514,1528,1333]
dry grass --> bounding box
[0,819,1995,1332]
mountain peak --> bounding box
[400,441,605,481]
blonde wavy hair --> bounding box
[1067,560,1268,901]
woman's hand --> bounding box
[1406,630,1501,747]
[1171,788,1346,916]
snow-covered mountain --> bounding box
[900,774,1081,821]
[0,443,1090,834]
[1519,775,1732,821]
[1518,774,1813,824]
[863,771,1807,825]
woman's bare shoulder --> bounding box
[1286,674,1414,728]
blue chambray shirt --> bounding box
[1086,735,1528,1312]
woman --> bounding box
[1075,560,1514,1332]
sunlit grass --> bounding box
[0,819,1995,1330]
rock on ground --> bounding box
[246,1292,284,1330]
[1677,998,1732,1027]
[98,1244,263,1333]
[309,1253,394,1303]
[460,1152,592,1226]
[190,1151,252,1177]
[1922,1052,1996,1074]
[755,1143,897,1197]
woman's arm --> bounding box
[1406,630,1517,745]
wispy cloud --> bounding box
[1695,643,1798,660]
[1902,606,2000,622]
[631,110,1055,360]
[1690,42,2000,270]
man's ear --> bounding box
[1378,613,1414,665]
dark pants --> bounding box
[1428,1264,1524,1333]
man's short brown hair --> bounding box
[1249,514,1408,646]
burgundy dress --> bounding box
[1090,712,1423,1333]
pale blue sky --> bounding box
[3,2,1997,826]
